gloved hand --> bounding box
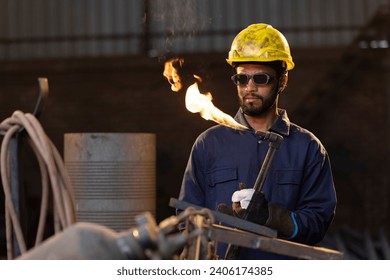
[231,189,269,225]
[216,183,252,216]
[231,186,297,239]
[266,202,296,239]
[216,203,234,216]
[217,184,296,239]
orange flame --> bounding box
[163,58,184,92]
[164,58,248,131]
[185,82,248,130]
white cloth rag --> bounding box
[231,188,255,209]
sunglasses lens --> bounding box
[253,74,270,85]
[232,74,249,85]
[232,73,273,86]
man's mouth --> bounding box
[244,94,262,103]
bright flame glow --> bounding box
[185,82,248,131]
[163,58,184,92]
[164,58,248,131]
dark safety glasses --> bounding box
[231,72,275,86]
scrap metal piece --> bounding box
[378,229,390,259]
[33,77,49,118]
[209,224,344,260]
[171,198,343,260]
[169,198,277,238]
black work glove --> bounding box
[230,187,296,239]
[216,203,234,216]
[266,202,295,239]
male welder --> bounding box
[178,23,337,259]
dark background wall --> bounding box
[1,44,388,230]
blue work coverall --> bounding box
[179,108,337,259]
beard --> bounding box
[239,90,278,117]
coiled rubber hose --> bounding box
[1,110,76,259]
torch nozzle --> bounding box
[255,131,283,148]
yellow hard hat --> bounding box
[227,23,295,71]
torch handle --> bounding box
[253,135,283,192]
[224,131,283,260]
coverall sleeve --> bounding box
[291,141,337,245]
[178,140,206,208]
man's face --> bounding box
[235,64,279,117]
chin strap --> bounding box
[276,71,288,95]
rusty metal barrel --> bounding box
[63,133,156,231]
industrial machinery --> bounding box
[16,201,343,260]
[17,208,209,260]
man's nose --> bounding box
[245,77,257,91]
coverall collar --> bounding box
[234,108,291,136]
